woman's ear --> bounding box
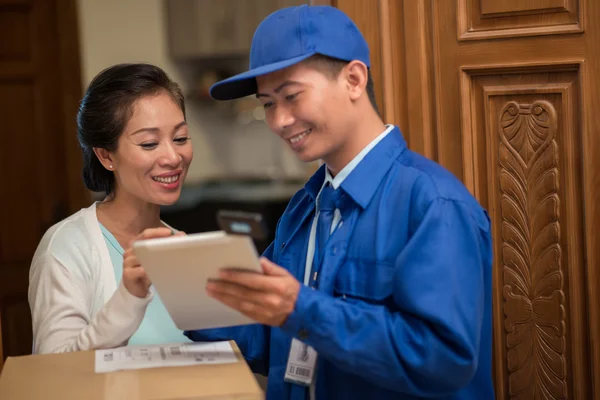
[93,147,114,171]
[343,60,369,102]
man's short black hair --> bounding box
[304,54,379,115]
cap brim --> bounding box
[209,52,316,100]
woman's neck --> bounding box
[96,191,162,247]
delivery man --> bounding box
[186,5,495,400]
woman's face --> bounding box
[103,91,193,206]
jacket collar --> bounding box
[304,126,407,209]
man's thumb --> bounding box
[260,257,286,276]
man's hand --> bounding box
[206,257,301,327]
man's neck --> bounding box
[97,191,162,242]
[325,112,387,177]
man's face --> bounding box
[256,62,352,164]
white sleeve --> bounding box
[29,253,153,354]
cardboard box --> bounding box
[0,341,264,399]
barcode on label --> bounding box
[170,347,182,356]
[289,365,311,378]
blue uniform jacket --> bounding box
[186,127,495,400]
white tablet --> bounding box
[132,231,263,331]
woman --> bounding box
[28,63,193,353]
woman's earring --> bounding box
[109,165,113,169]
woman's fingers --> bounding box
[129,227,173,248]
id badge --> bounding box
[284,338,317,386]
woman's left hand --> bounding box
[122,227,184,298]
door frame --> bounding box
[0,0,88,370]
[53,0,90,213]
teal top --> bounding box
[99,223,191,346]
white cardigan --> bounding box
[28,202,153,354]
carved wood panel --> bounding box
[499,99,566,399]
[458,0,581,40]
[460,65,589,399]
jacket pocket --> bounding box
[333,257,395,303]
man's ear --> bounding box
[343,60,369,102]
[93,147,115,171]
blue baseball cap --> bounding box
[209,5,370,101]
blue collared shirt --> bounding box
[186,126,495,400]
[304,124,394,285]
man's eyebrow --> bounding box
[256,80,302,97]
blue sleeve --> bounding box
[184,242,276,376]
[281,198,491,397]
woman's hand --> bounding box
[122,227,184,298]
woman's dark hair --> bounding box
[77,63,185,195]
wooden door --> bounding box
[319,0,600,398]
[0,0,88,369]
